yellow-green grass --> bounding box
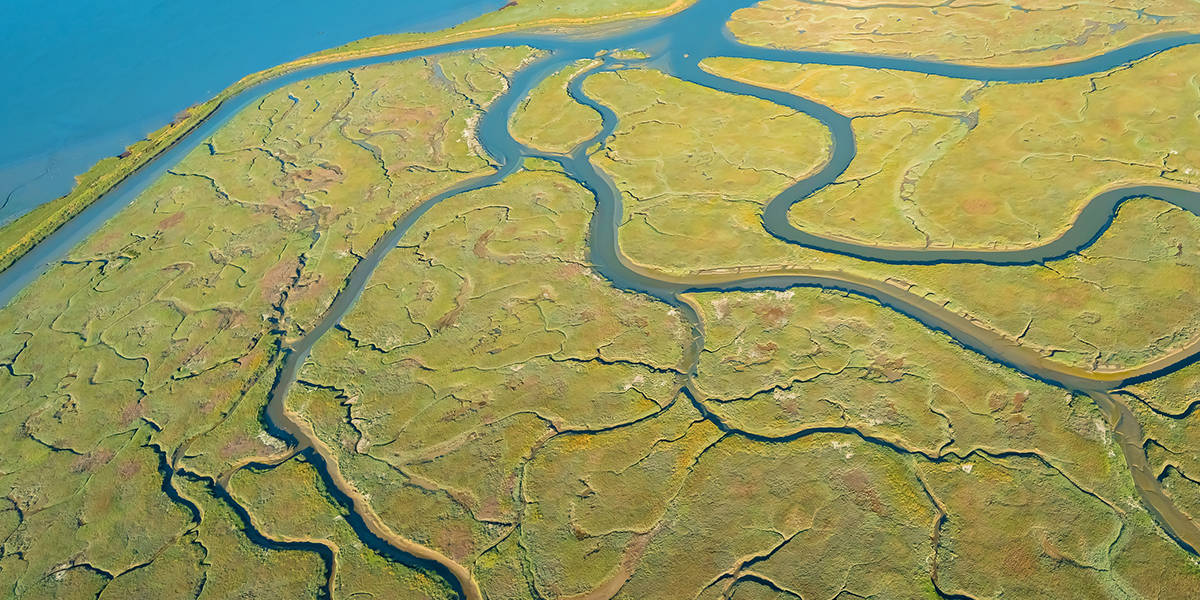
[1125,358,1200,415]
[1109,507,1200,600]
[510,59,604,154]
[319,0,696,61]
[0,0,697,275]
[0,48,539,596]
[1160,466,1200,529]
[586,62,1200,373]
[0,428,195,598]
[0,107,216,274]
[690,288,1123,498]
[1126,364,1200,518]
[289,169,691,575]
[609,434,935,599]
[283,382,517,575]
[918,456,1127,599]
[1,3,1197,595]
[702,46,1200,249]
[174,476,326,599]
[228,456,452,598]
[582,68,832,216]
[522,416,1151,599]
[729,0,1200,66]
[518,398,719,596]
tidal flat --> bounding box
[595,53,1200,373]
[0,47,544,598]
[2,0,1200,598]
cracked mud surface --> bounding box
[2,0,1200,598]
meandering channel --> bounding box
[6,0,1200,596]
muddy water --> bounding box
[1090,392,1198,555]
[5,0,1200,594]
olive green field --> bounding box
[1,1,1199,599]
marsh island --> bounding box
[1,1,1198,598]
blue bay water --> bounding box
[0,0,504,223]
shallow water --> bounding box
[5,0,1199,587]
[0,0,506,223]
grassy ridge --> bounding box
[0,109,210,273]
[0,0,693,274]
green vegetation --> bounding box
[510,60,604,154]
[683,290,1196,598]
[3,2,1200,597]
[1126,363,1200,523]
[0,48,541,599]
[322,0,693,61]
[596,61,1200,373]
[550,432,937,599]
[690,289,1118,489]
[703,47,1200,249]
[229,457,452,598]
[581,67,832,231]
[449,0,693,33]
[919,456,1124,599]
[0,0,695,276]
[609,49,650,60]
[0,108,207,273]
[175,476,326,598]
[288,170,691,583]
[729,0,1200,66]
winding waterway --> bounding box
[0,0,508,223]
[6,0,1200,596]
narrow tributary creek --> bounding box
[7,0,1200,597]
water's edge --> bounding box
[8,1,1200,595]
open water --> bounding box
[0,0,504,223]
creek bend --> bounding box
[7,0,1200,595]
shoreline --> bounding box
[0,0,696,275]
[1,2,1197,594]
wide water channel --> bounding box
[0,0,508,223]
[6,0,1200,596]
